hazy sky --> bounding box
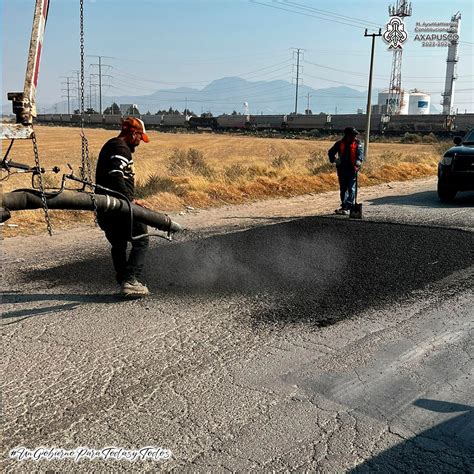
[2,0,473,112]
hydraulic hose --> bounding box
[1,190,182,233]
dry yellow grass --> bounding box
[1,125,444,237]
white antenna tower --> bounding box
[441,12,461,115]
[243,101,250,120]
[386,0,412,116]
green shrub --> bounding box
[271,153,295,169]
[135,174,181,198]
[377,151,404,163]
[246,165,277,178]
[422,133,438,143]
[401,132,422,143]
[166,148,214,178]
[223,163,247,182]
[305,150,333,175]
[166,149,188,175]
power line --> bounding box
[250,0,374,30]
[109,59,293,88]
[304,72,374,89]
[111,69,292,95]
[281,0,382,29]
[304,60,473,81]
[87,49,291,65]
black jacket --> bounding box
[95,137,135,200]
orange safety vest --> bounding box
[339,140,358,167]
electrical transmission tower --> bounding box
[386,0,412,116]
[442,12,461,115]
[292,48,304,114]
[60,76,74,114]
[88,55,113,114]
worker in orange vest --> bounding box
[328,127,364,215]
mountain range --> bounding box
[3,76,438,116]
[47,77,374,116]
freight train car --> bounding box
[330,114,367,132]
[84,114,103,125]
[161,114,189,128]
[385,114,450,133]
[453,114,474,133]
[249,114,287,130]
[216,115,249,129]
[103,114,122,125]
[188,116,218,129]
[286,113,329,130]
[141,114,163,126]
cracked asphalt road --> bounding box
[1,178,473,472]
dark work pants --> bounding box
[337,167,357,210]
[98,214,149,284]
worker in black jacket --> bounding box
[328,127,364,215]
[95,117,151,297]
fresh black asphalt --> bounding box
[16,216,474,329]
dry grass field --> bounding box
[1,125,447,236]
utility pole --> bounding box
[306,93,311,114]
[364,28,382,160]
[98,56,102,114]
[60,76,73,114]
[87,77,99,111]
[70,70,80,112]
[292,48,304,114]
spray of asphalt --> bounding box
[156,225,347,295]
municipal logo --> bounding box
[383,17,408,49]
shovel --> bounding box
[349,171,362,219]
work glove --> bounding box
[334,158,341,166]
[355,160,362,171]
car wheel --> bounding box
[437,181,457,202]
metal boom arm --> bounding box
[1,0,50,139]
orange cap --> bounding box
[121,117,150,143]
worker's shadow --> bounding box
[1,291,119,324]
[351,399,474,472]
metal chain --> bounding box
[32,132,53,235]
[79,0,98,224]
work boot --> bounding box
[120,278,149,298]
[335,208,349,215]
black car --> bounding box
[438,128,474,201]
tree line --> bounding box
[75,102,244,117]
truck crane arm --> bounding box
[1,0,50,140]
